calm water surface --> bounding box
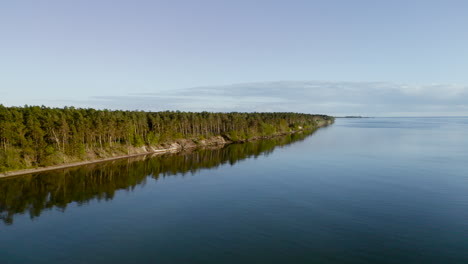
[1,118,467,263]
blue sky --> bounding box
[1,0,467,116]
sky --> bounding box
[1,0,467,116]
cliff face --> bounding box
[156,117,334,152]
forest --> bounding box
[0,105,333,172]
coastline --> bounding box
[0,151,173,178]
[0,123,332,178]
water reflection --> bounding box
[0,131,314,225]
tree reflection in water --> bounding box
[0,131,314,225]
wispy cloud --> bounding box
[52,81,468,116]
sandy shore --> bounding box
[0,147,183,178]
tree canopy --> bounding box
[0,105,333,172]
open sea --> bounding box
[1,117,467,263]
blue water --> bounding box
[1,118,467,263]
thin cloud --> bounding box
[50,81,468,116]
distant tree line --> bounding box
[0,105,333,172]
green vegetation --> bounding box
[0,131,314,224]
[0,105,334,172]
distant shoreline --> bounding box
[334,116,373,118]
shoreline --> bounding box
[0,137,234,178]
[0,123,333,179]
[0,147,186,178]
